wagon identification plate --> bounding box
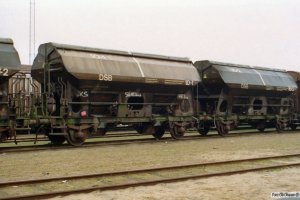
[0,67,9,76]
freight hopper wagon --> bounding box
[194,60,297,135]
[0,38,21,141]
[32,43,200,145]
[287,71,300,130]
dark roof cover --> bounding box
[194,60,297,92]
[32,42,200,85]
[0,38,21,77]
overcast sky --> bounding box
[0,0,299,71]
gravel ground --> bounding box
[51,167,300,200]
[1,131,300,199]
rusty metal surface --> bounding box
[8,64,40,95]
[32,43,200,86]
[288,71,300,82]
[194,60,297,92]
[288,71,300,113]
[0,38,21,77]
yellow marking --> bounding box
[145,78,159,83]
[164,79,185,85]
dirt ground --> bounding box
[1,131,300,199]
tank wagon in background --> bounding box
[0,38,22,141]
[31,43,201,145]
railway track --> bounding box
[1,132,141,144]
[0,129,298,154]
[1,153,300,200]
[0,125,262,144]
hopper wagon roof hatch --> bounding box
[194,60,297,93]
[32,42,201,86]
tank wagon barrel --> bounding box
[31,42,201,145]
[194,60,297,135]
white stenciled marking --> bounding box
[0,67,9,76]
[132,57,145,77]
[250,66,266,86]
[90,53,107,60]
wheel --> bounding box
[152,126,165,139]
[0,129,11,142]
[134,123,155,135]
[133,125,144,134]
[216,121,229,136]
[0,131,9,142]
[276,124,281,133]
[48,135,66,145]
[37,126,66,145]
[276,121,284,133]
[170,125,185,139]
[96,128,107,136]
[197,124,210,136]
[66,128,86,146]
[290,124,297,131]
[257,122,265,132]
[275,121,286,133]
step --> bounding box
[52,126,67,129]
[15,127,31,130]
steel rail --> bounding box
[0,131,268,153]
[1,154,300,200]
[1,152,300,187]
[0,130,296,154]
[2,133,140,144]
[1,126,297,145]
